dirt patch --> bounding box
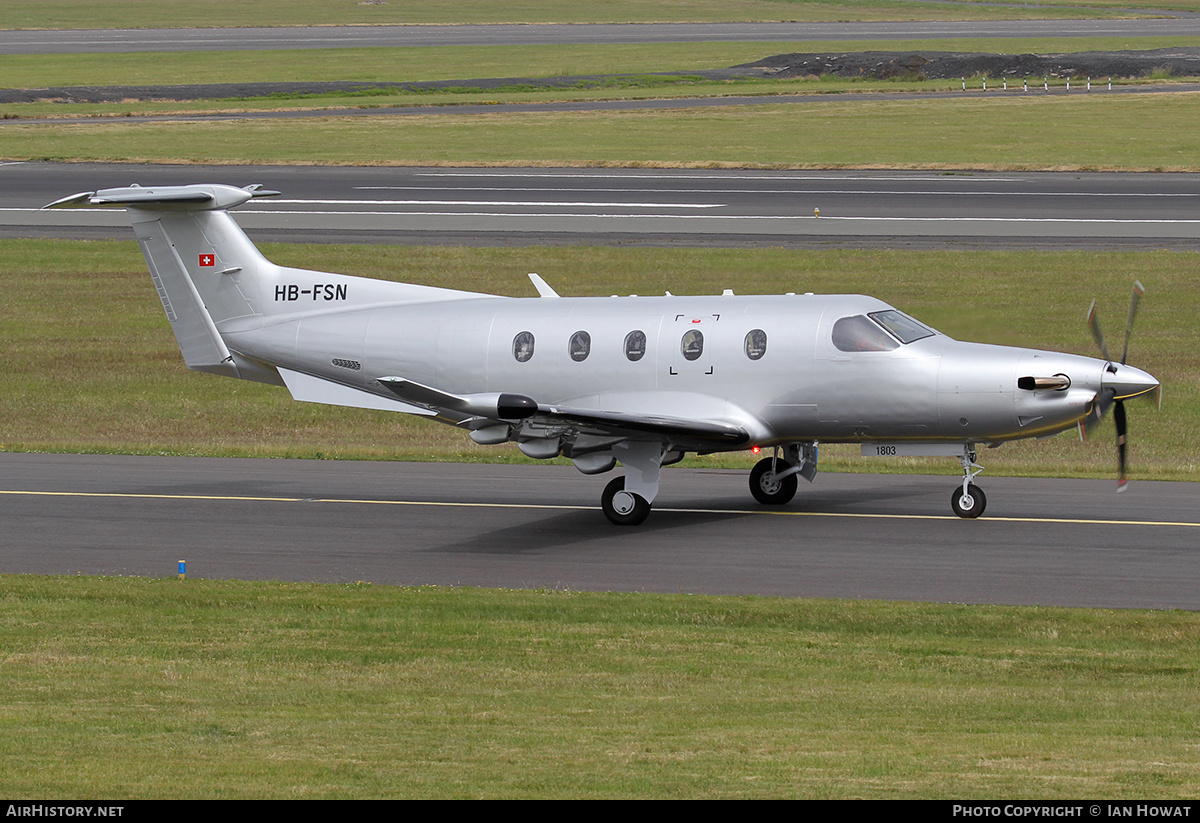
[740,48,1200,81]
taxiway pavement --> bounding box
[3,453,1197,609]
[5,20,1200,54]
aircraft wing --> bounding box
[377,376,751,450]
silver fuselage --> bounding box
[221,291,1110,449]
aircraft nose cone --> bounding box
[1102,363,1159,400]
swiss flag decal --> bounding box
[198,253,216,267]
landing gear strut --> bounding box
[951,447,986,518]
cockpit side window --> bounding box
[832,315,899,353]
[868,310,936,344]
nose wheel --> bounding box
[951,483,987,518]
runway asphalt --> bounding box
[2,453,1198,609]
[5,162,1199,249]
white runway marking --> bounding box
[357,186,1200,198]
[267,198,723,209]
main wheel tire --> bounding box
[951,484,987,518]
[749,456,799,505]
[601,476,651,526]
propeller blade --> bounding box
[1086,283,1155,489]
[1084,387,1116,436]
[1087,300,1110,362]
[1114,399,1128,491]
[1119,280,1145,365]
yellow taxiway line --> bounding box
[3,488,1198,529]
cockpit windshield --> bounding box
[832,310,937,353]
[868,310,936,344]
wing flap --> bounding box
[533,405,750,446]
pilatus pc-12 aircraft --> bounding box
[47,183,1160,525]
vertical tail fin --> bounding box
[46,183,493,386]
[46,184,283,381]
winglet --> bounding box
[528,273,560,299]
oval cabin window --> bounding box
[680,329,704,361]
[744,329,767,360]
[512,331,535,362]
[569,330,591,362]
[624,330,647,362]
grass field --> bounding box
[2,575,1199,799]
[6,92,1200,171]
[5,32,1200,172]
[6,25,1200,173]
[4,238,1194,481]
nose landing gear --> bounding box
[951,484,987,518]
[952,447,986,518]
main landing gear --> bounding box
[750,457,799,505]
[601,476,652,526]
[749,443,818,506]
[600,441,662,526]
[600,441,819,525]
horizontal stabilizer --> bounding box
[279,368,435,415]
[44,183,280,212]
